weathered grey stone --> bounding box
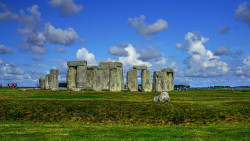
[86,67,95,89]
[100,62,123,67]
[45,74,50,89]
[51,87,68,91]
[67,67,77,89]
[76,65,87,89]
[99,62,124,90]
[133,66,147,70]
[92,68,103,91]
[127,69,138,91]
[141,70,152,92]
[67,61,87,67]
[19,88,40,91]
[102,68,110,90]
[39,77,45,89]
[87,66,100,70]
[161,69,174,91]
[119,67,124,89]
[109,67,122,91]
[153,71,162,92]
[153,92,170,102]
[50,69,58,89]
[71,88,82,92]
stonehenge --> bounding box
[39,60,174,92]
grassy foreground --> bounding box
[0,88,249,140]
[0,123,249,140]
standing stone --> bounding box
[118,67,124,90]
[109,67,122,91]
[76,65,87,89]
[67,67,77,89]
[50,69,58,89]
[86,66,99,89]
[161,69,174,91]
[99,62,124,90]
[92,67,103,91]
[127,69,138,91]
[45,74,50,89]
[153,71,162,92]
[39,77,45,89]
[101,66,110,90]
[141,70,152,92]
[86,68,94,89]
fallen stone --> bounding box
[67,61,87,67]
[51,87,68,91]
[19,88,40,91]
[133,66,147,70]
[71,88,82,92]
[153,92,170,102]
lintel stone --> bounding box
[99,62,122,67]
[133,66,147,70]
[87,66,99,70]
[67,61,87,67]
[161,69,174,72]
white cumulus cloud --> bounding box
[127,15,168,35]
[236,56,250,77]
[0,44,12,54]
[76,48,96,65]
[117,44,152,67]
[49,0,83,16]
[44,22,81,46]
[176,32,229,77]
[235,2,250,27]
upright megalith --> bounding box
[67,66,77,89]
[109,67,122,91]
[153,71,162,92]
[152,69,174,92]
[86,66,97,89]
[92,67,103,91]
[76,61,87,89]
[141,70,152,92]
[50,69,58,89]
[67,61,87,89]
[161,69,174,91]
[99,62,124,90]
[127,69,138,91]
[39,77,45,89]
[100,66,110,90]
[45,74,50,89]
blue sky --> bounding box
[0,0,250,87]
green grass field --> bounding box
[0,88,249,140]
